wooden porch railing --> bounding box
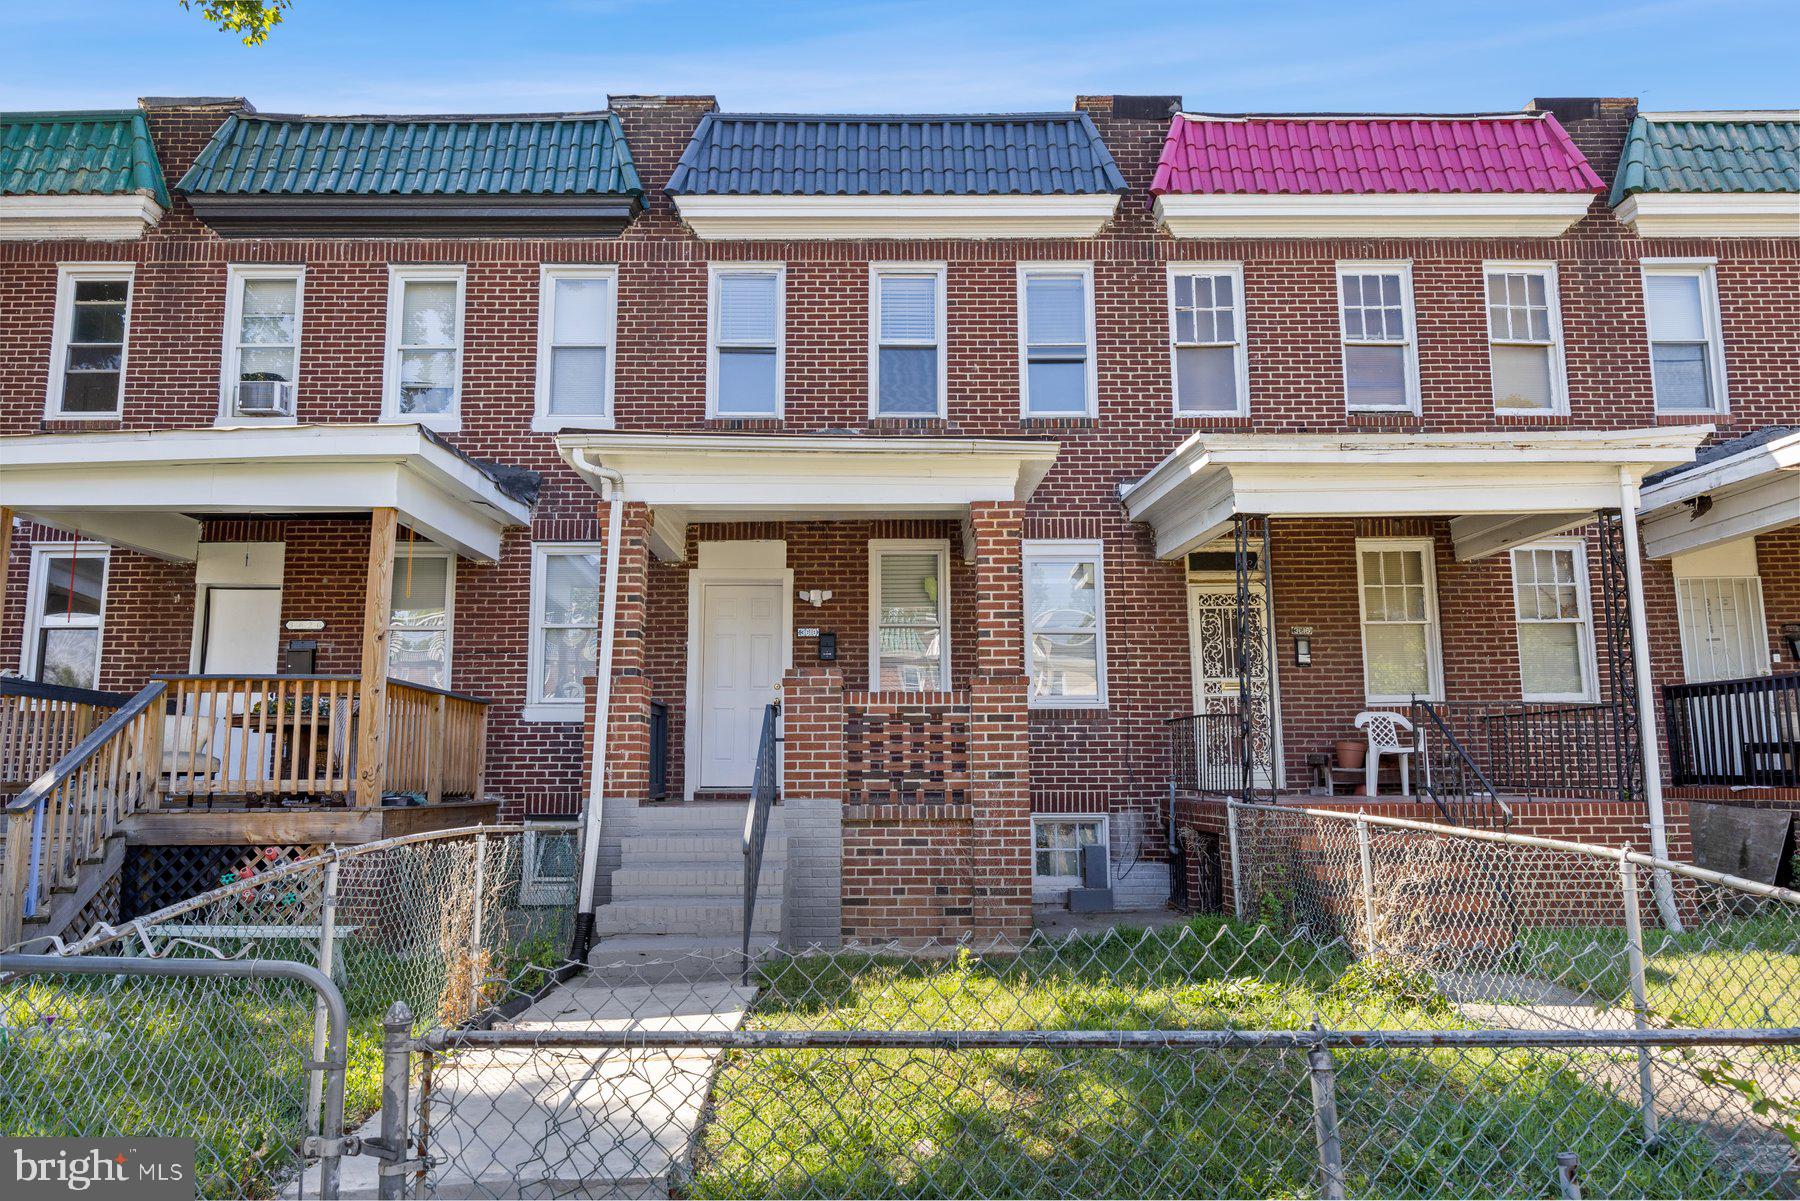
[844,691,971,806]
[1,680,167,948]
[0,679,131,794]
[385,679,489,803]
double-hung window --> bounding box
[1169,265,1247,415]
[221,266,303,421]
[869,540,950,691]
[1510,542,1596,701]
[47,264,133,418]
[526,545,603,721]
[1642,262,1727,413]
[384,266,465,430]
[870,265,945,417]
[1356,539,1442,702]
[23,544,109,689]
[535,265,616,430]
[1484,263,1566,413]
[388,549,455,689]
[708,265,784,418]
[1023,540,1107,708]
[1018,264,1095,417]
[1337,263,1418,412]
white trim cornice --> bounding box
[672,193,1122,240]
[1153,192,1596,239]
[1613,193,1800,238]
[0,194,164,241]
[1637,429,1800,558]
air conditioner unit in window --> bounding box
[234,380,294,416]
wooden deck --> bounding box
[123,797,500,846]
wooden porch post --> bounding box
[356,508,398,809]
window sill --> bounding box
[521,703,584,724]
[704,416,784,431]
[214,415,299,429]
[1656,410,1726,424]
[532,414,615,434]
[44,412,122,424]
[1029,702,1109,715]
[1019,415,1096,429]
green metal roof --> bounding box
[177,112,643,198]
[0,110,169,206]
[1611,112,1800,203]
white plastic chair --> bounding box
[1354,710,1414,798]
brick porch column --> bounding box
[781,667,845,948]
[583,500,655,804]
[968,501,1033,942]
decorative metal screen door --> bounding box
[1187,583,1276,787]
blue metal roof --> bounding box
[1611,113,1800,204]
[0,110,169,206]
[667,112,1128,196]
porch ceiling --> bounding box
[1120,427,1712,562]
[558,432,1060,561]
[0,424,534,562]
[1637,427,1800,558]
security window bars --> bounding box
[1511,544,1595,701]
[872,268,944,417]
[1356,540,1440,702]
[1643,265,1726,413]
[386,268,465,427]
[388,550,454,689]
[537,268,615,426]
[870,543,949,691]
[1019,267,1094,416]
[1675,576,1770,683]
[1485,266,1563,412]
[529,546,602,717]
[1024,541,1106,707]
[1338,265,1416,411]
[25,547,108,689]
[1170,268,1245,415]
[51,268,132,416]
[711,267,783,417]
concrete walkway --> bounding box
[318,953,756,1200]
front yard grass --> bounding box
[688,917,1755,1199]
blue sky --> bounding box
[4,0,1796,115]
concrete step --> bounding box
[593,896,781,937]
[585,934,779,985]
[629,804,783,834]
[613,865,784,898]
[620,833,786,864]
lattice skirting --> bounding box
[121,844,325,920]
[64,871,121,939]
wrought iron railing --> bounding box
[1471,700,1638,804]
[1665,672,1800,788]
[1165,707,1246,798]
[741,700,781,978]
[1410,698,1513,830]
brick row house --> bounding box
[0,93,1794,949]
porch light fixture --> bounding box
[1782,624,1800,663]
[799,588,833,608]
[1291,626,1313,667]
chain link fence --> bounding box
[4,812,1800,1199]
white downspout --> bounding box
[1618,467,1682,932]
[567,449,625,957]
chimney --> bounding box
[1075,94,1182,122]
[1528,96,1639,188]
[606,96,719,224]
[136,96,248,191]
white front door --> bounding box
[202,587,282,674]
[698,582,785,790]
[1187,582,1278,787]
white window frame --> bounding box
[867,538,952,692]
[1022,538,1109,709]
[1031,813,1110,898]
[381,264,467,432]
[21,542,111,688]
[521,821,581,906]
[867,262,947,419]
[1016,262,1098,418]
[217,264,304,426]
[1354,537,1444,704]
[1509,539,1598,703]
[533,264,618,433]
[1335,261,1420,414]
[1641,258,1729,415]
[45,262,134,420]
[1482,260,1569,416]
[706,262,786,419]
[1167,263,1249,417]
[524,542,604,722]
[388,545,456,688]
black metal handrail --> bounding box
[648,701,669,802]
[1665,673,1800,788]
[1472,700,1638,805]
[741,701,782,980]
[1165,707,1246,798]
[1411,698,1513,830]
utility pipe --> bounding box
[1618,467,1681,932]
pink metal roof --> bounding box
[1151,114,1606,195]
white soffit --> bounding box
[1153,192,1596,239]
[0,423,532,562]
[0,195,165,241]
[671,194,1122,240]
[1613,194,1800,238]
[1121,427,1711,561]
[1638,430,1800,559]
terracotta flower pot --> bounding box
[1335,738,1367,771]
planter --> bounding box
[1334,738,1367,771]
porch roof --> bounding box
[1637,425,1800,558]
[557,432,1059,560]
[1120,426,1711,562]
[0,424,535,563]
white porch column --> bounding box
[1618,468,1683,931]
